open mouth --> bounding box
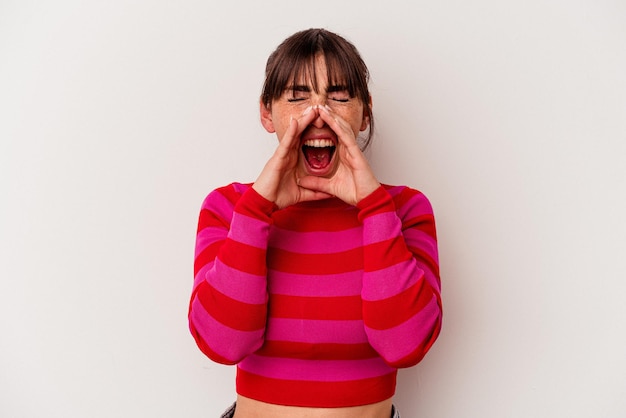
[302,138,336,172]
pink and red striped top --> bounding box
[189,183,442,407]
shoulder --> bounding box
[381,183,435,216]
[198,183,255,225]
[201,182,253,207]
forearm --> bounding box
[358,186,443,367]
[189,186,275,364]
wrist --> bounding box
[238,187,278,219]
[356,185,393,221]
[356,181,382,205]
[251,180,275,204]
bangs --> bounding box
[262,29,369,107]
[286,51,358,97]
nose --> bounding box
[310,100,327,128]
[311,109,326,128]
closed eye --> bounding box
[286,85,310,102]
[327,86,350,102]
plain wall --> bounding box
[1,0,625,417]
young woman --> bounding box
[189,28,442,418]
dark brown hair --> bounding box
[261,28,374,150]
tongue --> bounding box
[304,146,332,169]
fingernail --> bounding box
[322,105,331,112]
[303,106,313,115]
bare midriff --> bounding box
[233,395,393,418]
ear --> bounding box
[260,100,276,133]
[360,95,373,131]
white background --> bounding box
[1,1,625,417]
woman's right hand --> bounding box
[252,108,332,209]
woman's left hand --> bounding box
[297,105,380,206]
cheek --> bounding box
[272,108,301,137]
[279,104,308,122]
[331,105,365,132]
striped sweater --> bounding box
[189,182,442,407]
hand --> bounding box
[252,108,332,209]
[298,105,380,206]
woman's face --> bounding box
[260,55,371,178]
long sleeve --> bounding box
[190,182,442,407]
[357,185,442,368]
[189,183,276,364]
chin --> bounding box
[301,162,338,178]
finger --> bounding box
[279,106,320,154]
[317,106,365,168]
[275,116,300,156]
[318,105,360,150]
[298,175,333,196]
[298,184,333,202]
[295,105,319,136]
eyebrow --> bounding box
[288,84,348,94]
[289,85,311,93]
[326,85,348,93]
